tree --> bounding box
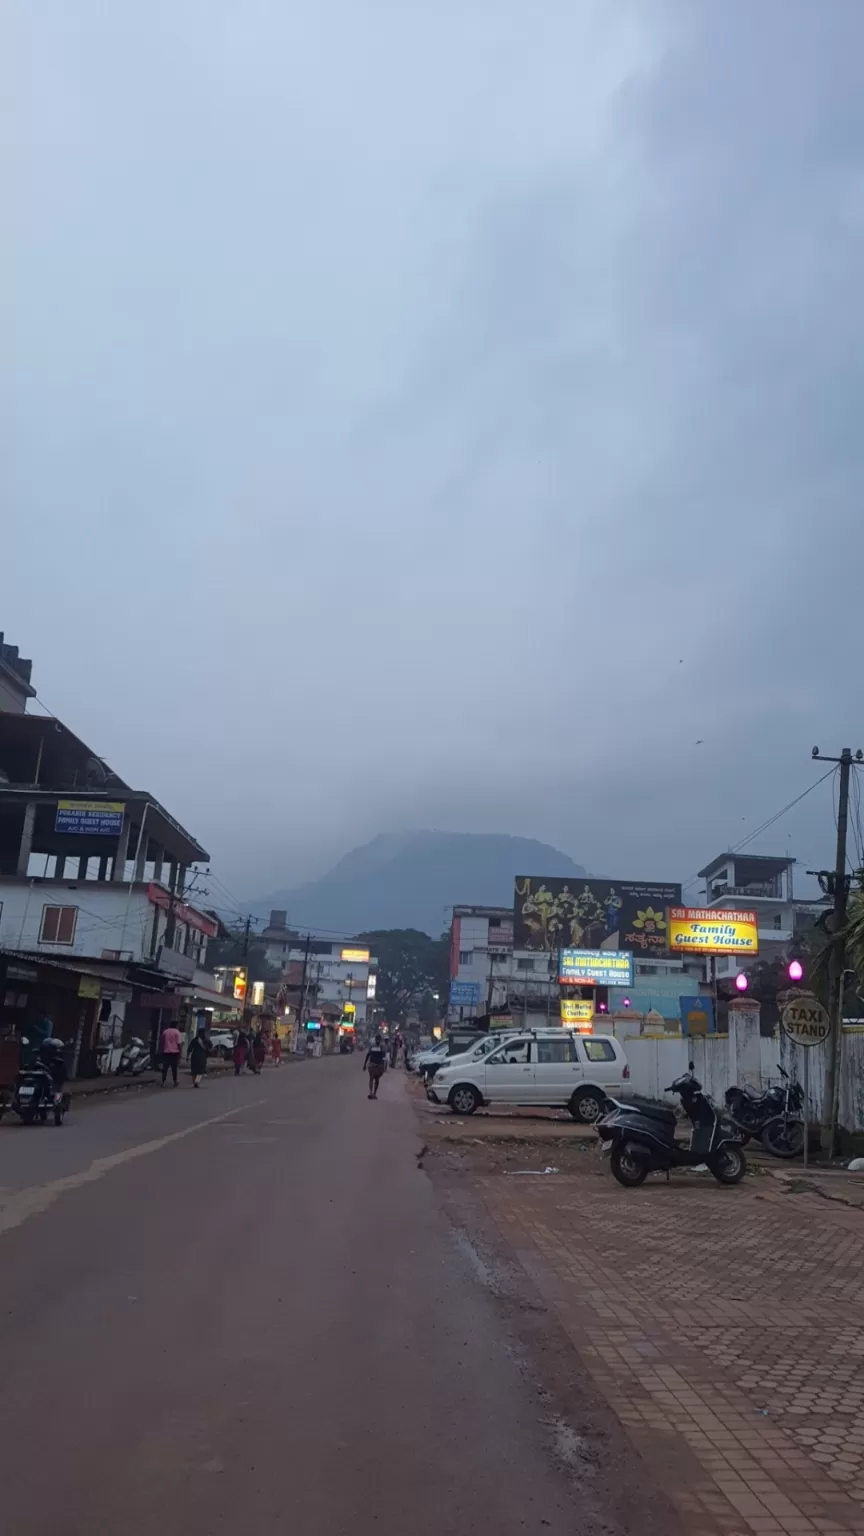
[357,929,449,1024]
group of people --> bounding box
[157,1024,282,1088]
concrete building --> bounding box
[263,913,377,1035]
[697,853,828,981]
[448,904,559,1023]
[0,672,213,1075]
[0,634,35,714]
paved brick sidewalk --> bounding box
[478,1172,864,1536]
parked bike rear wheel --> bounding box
[709,1146,746,1184]
[761,1118,804,1159]
[610,1145,648,1188]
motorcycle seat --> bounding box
[625,1100,677,1126]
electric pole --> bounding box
[295,933,312,1050]
[812,746,861,1154]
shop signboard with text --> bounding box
[668,908,759,956]
[55,800,125,836]
[560,997,595,1028]
[559,949,635,987]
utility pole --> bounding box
[295,933,312,1051]
[812,746,861,1154]
[241,915,252,1025]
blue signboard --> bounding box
[559,949,635,987]
[450,980,481,1008]
[680,995,716,1036]
[55,800,125,836]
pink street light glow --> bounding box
[735,972,749,992]
[788,959,804,982]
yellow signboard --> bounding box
[560,998,595,1027]
[343,1001,356,1016]
[668,907,759,956]
[341,947,370,964]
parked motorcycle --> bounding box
[597,1064,747,1188]
[115,1037,153,1076]
[725,1065,805,1159]
[0,1038,70,1126]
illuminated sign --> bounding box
[560,998,595,1027]
[232,969,247,1002]
[343,1001,356,1015]
[366,973,377,999]
[559,949,634,987]
[668,908,759,956]
[251,981,265,1007]
[341,947,370,964]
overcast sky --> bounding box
[6,0,863,901]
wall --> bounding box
[0,880,155,960]
[611,1018,864,1134]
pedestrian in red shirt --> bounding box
[160,1023,182,1086]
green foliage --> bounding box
[357,928,449,1024]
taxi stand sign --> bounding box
[667,908,759,956]
[780,993,830,1170]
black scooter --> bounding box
[597,1064,747,1188]
[0,1039,70,1127]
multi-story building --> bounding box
[0,634,35,714]
[696,853,828,982]
[448,904,559,1023]
[0,652,213,1076]
[263,912,377,1034]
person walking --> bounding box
[363,1033,387,1100]
[250,1029,266,1074]
[271,1033,282,1066]
[233,1028,249,1076]
[189,1030,209,1088]
[160,1022,182,1086]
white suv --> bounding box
[426,1030,629,1123]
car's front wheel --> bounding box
[448,1084,481,1116]
[569,1087,607,1123]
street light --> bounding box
[787,958,804,983]
[735,972,749,992]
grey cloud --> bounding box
[6,1,863,897]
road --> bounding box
[0,1056,584,1535]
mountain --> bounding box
[251,831,586,938]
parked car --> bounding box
[209,1029,235,1060]
[424,1030,516,1083]
[425,1029,629,1122]
[409,1040,451,1078]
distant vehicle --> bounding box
[424,1031,516,1083]
[426,1030,629,1122]
[209,1029,235,1060]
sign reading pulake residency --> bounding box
[55,800,125,836]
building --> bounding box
[0,662,214,1077]
[263,913,377,1039]
[0,634,35,714]
[448,904,559,1023]
[696,852,828,982]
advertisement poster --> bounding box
[514,877,680,953]
[668,908,759,956]
[560,998,595,1027]
[55,800,125,836]
[680,996,716,1036]
[559,949,635,987]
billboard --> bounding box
[560,998,595,1027]
[341,947,370,964]
[668,908,759,956]
[680,996,716,1036]
[55,800,125,836]
[514,877,681,953]
[559,949,635,987]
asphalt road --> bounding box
[0,1056,580,1534]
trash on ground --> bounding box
[505,1167,560,1176]
[683,1164,709,1173]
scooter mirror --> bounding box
[688,1061,695,1072]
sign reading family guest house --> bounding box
[54,800,125,836]
[559,949,635,987]
[667,908,759,956]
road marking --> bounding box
[0,1100,267,1238]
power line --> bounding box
[681,766,836,896]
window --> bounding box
[516,957,535,972]
[488,1039,531,1065]
[580,1038,616,1063]
[40,905,77,944]
[458,950,471,965]
[536,1037,575,1064]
